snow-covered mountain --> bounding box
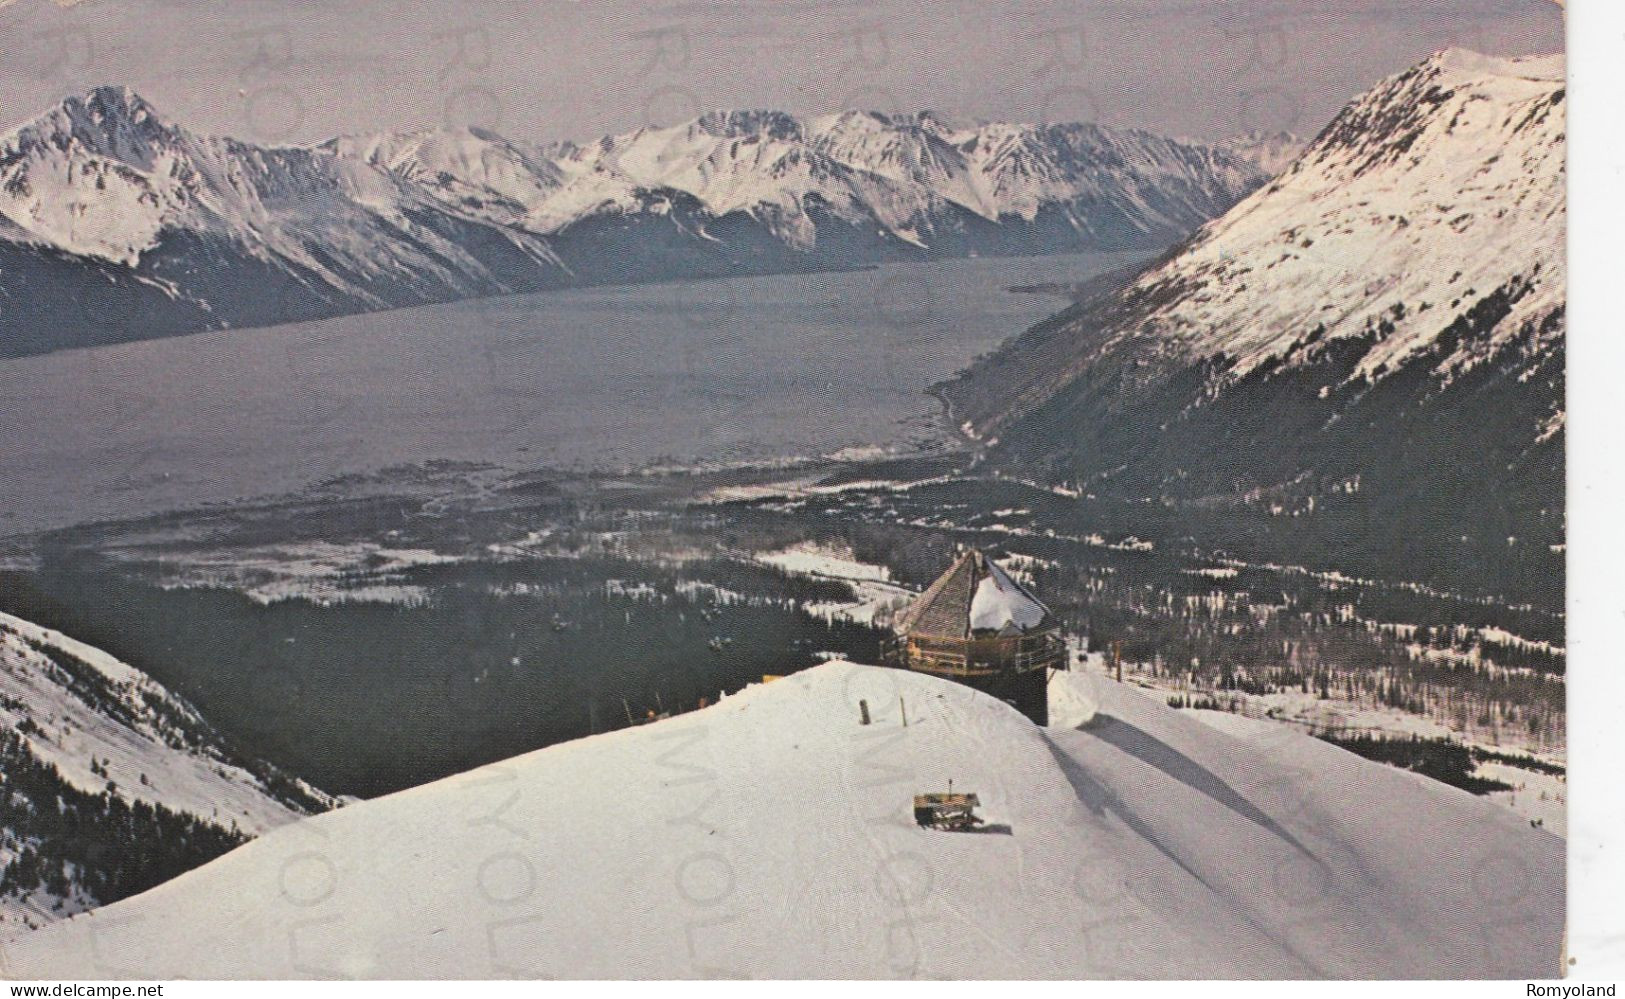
[1215,130,1305,177]
[2,661,1562,977]
[0,87,567,357]
[527,110,1263,253]
[0,611,336,931]
[0,89,1266,356]
[937,49,1565,597]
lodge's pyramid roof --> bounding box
[895,549,1054,640]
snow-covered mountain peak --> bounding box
[1120,48,1565,386]
[935,47,1564,564]
[63,85,156,119]
[0,611,336,928]
[4,87,188,176]
[0,88,195,263]
[689,109,805,140]
[322,126,567,224]
[0,611,336,831]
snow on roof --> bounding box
[897,549,1053,638]
[969,558,1049,635]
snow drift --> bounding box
[0,661,1562,979]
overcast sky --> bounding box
[0,0,1563,146]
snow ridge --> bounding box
[2,662,1563,978]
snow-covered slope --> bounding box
[0,611,335,929]
[532,110,1262,251]
[0,91,1265,356]
[946,48,1563,436]
[1140,49,1562,387]
[2,661,1561,978]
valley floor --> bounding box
[1,451,1563,812]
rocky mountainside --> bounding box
[0,611,336,931]
[936,49,1565,602]
[0,90,1265,356]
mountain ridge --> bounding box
[0,91,1267,357]
[933,47,1565,602]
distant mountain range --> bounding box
[938,49,1566,601]
[0,92,1270,356]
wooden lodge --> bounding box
[886,548,1065,725]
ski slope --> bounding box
[0,662,1562,978]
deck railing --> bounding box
[884,631,1067,677]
